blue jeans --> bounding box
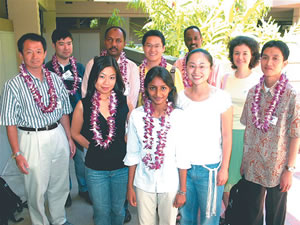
[181,163,224,225]
[85,167,128,225]
[73,148,87,192]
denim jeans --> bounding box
[85,166,128,225]
[181,163,224,225]
[73,148,87,192]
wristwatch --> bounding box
[12,151,22,159]
[285,165,296,173]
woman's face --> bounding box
[146,76,171,107]
[233,44,252,69]
[186,52,212,85]
[95,66,116,95]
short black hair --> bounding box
[228,36,260,69]
[261,40,289,61]
[142,30,165,46]
[104,26,126,40]
[86,56,125,100]
[184,26,202,38]
[51,29,73,44]
[17,33,47,54]
[144,66,177,107]
[186,48,213,68]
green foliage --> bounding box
[90,18,99,29]
[107,8,126,27]
[128,0,300,60]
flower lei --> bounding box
[52,55,80,95]
[142,98,173,170]
[90,90,118,149]
[100,50,128,86]
[139,57,167,100]
[251,74,288,132]
[20,63,57,113]
[182,53,191,88]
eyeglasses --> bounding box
[144,44,162,49]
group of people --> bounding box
[0,24,299,225]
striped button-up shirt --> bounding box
[0,70,72,128]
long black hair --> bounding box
[144,66,177,107]
[86,56,125,101]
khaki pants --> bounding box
[136,187,178,225]
[18,124,70,225]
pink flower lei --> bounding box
[182,53,191,88]
[142,98,173,170]
[139,57,167,100]
[20,63,57,113]
[251,73,288,132]
[100,50,128,86]
[52,55,80,95]
[90,90,118,149]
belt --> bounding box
[18,121,60,132]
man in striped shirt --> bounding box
[0,33,75,225]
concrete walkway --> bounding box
[2,155,300,225]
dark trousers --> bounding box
[238,179,287,225]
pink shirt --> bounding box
[174,57,223,88]
[81,57,140,109]
[241,83,300,187]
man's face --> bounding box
[105,28,125,59]
[143,36,165,64]
[20,40,46,71]
[53,37,73,60]
[184,28,203,52]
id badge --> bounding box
[62,70,73,80]
[270,116,278,125]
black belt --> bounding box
[18,121,60,132]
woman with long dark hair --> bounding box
[71,56,128,225]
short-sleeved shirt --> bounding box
[0,70,72,128]
[177,86,232,165]
[241,83,300,187]
[124,107,190,193]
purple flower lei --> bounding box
[182,53,192,88]
[139,57,167,101]
[20,63,57,113]
[90,90,118,149]
[142,98,173,170]
[52,55,80,95]
[251,73,288,132]
[100,50,128,86]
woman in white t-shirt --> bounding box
[178,49,232,225]
[220,36,260,222]
[124,66,190,225]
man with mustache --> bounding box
[174,26,224,88]
[82,26,140,112]
[45,29,90,207]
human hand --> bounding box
[173,193,186,208]
[69,138,76,158]
[217,167,228,186]
[15,155,29,174]
[280,170,293,192]
[127,187,137,207]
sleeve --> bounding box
[210,59,224,88]
[77,63,85,78]
[0,81,20,126]
[174,68,184,93]
[81,59,94,98]
[123,110,142,166]
[220,90,232,113]
[240,91,251,126]
[174,111,191,169]
[289,92,300,138]
[58,77,72,115]
[127,62,140,108]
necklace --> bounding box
[20,63,57,113]
[142,98,173,170]
[100,50,128,86]
[139,57,167,100]
[251,74,288,132]
[52,55,80,95]
[90,90,118,149]
[182,53,191,88]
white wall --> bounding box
[0,31,18,174]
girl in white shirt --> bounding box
[177,49,232,225]
[124,66,190,225]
